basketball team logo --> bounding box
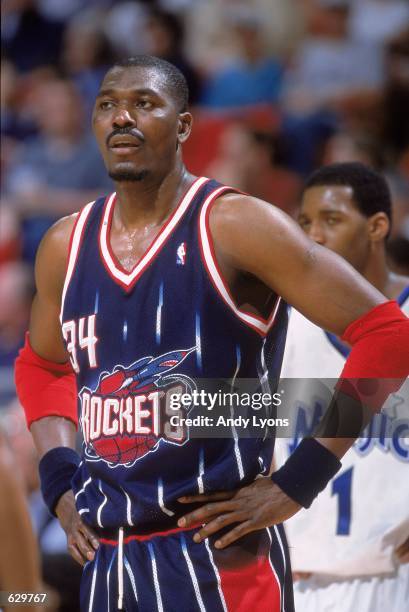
[176,241,187,265]
[79,348,196,468]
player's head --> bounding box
[299,162,392,272]
[92,55,191,182]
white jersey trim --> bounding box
[99,177,208,290]
[267,528,283,611]
[199,187,281,336]
[60,200,95,323]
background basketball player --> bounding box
[277,162,409,611]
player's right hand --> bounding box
[55,490,99,566]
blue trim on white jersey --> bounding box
[398,284,409,305]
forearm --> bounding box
[0,448,43,612]
[30,416,77,458]
[315,437,356,460]
[0,474,42,591]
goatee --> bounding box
[109,169,149,182]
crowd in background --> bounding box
[1,0,408,609]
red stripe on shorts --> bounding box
[218,556,281,612]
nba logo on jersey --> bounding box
[176,241,187,265]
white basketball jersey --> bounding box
[276,290,409,577]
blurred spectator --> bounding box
[0,262,33,403]
[144,7,202,105]
[37,0,112,22]
[208,122,302,215]
[0,262,32,364]
[200,8,283,108]
[280,110,337,177]
[1,0,64,72]
[1,405,82,612]
[322,131,385,169]
[1,56,36,141]
[316,27,409,174]
[104,1,149,57]
[0,426,44,612]
[378,27,409,166]
[185,0,302,72]
[386,173,409,241]
[61,9,116,118]
[350,0,409,45]
[5,77,112,261]
[0,207,21,264]
[282,0,384,115]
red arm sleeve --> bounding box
[14,333,78,429]
[337,300,409,411]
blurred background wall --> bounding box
[1,1,408,609]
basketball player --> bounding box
[277,162,409,611]
[15,57,409,611]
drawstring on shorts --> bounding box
[118,527,124,610]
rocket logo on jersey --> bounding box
[79,348,196,467]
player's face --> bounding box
[298,186,370,271]
[92,66,191,182]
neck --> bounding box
[113,160,193,229]
[361,247,404,300]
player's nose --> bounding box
[307,222,326,245]
[112,106,136,129]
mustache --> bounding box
[106,127,145,147]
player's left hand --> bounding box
[177,477,301,549]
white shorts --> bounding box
[294,563,409,612]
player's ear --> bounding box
[367,212,390,243]
[177,112,193,146]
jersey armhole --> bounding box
[59,200,96,322]
[198,187,281,337]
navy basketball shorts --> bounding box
[80,523,294,611]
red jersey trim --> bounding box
[60,200,96,322]
[198,187,281,337]
[99,177,209,292]
[99,523,201,545]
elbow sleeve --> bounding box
[14,334,78,429]
[337,300,409,411]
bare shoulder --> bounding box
[209,192,298,237]
[210,191,283,221]
[208,191,309,271]
[38,213,78,257]
[35,213,78,296]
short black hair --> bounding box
[112,55,189,112]
[304,162,392,222]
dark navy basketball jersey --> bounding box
[60,177,288,532]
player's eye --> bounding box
[326,216,340,226]
[99,100,115,110]
[136,99,153,109]
[298,218,311,230]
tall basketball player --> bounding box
[277,162,409,612]
[15,57,409,611]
